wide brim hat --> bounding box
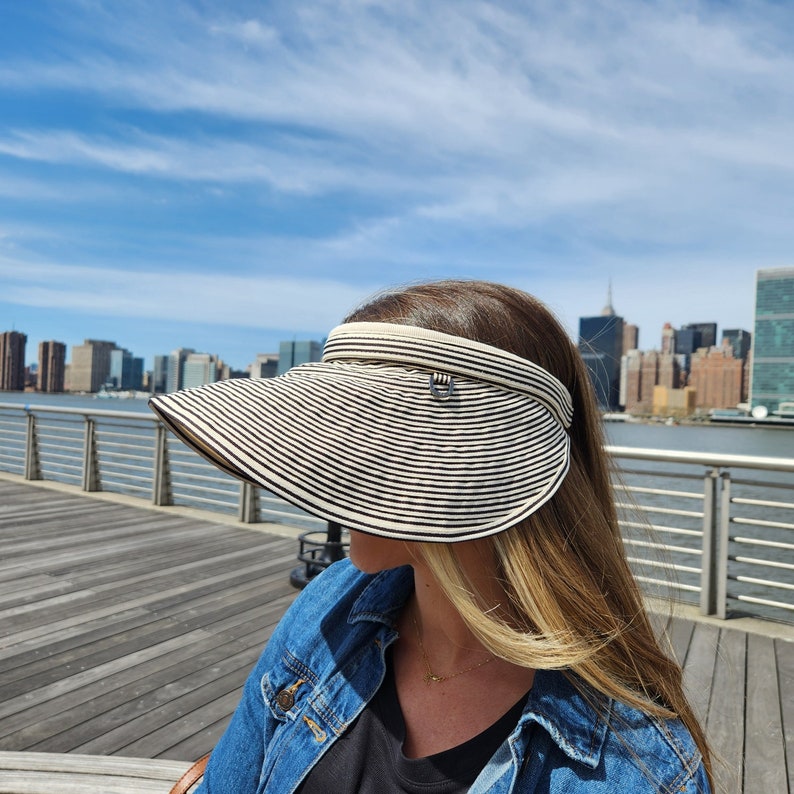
[149,322,573,543]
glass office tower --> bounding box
[579,314,623,411]
[750,267,794,415]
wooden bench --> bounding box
[0,751,193,793]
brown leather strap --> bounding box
[169,753,211,794]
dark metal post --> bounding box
[716,471,731,619]
[82,417,99,492]
[152,423,172,506]
[24,411,41,481]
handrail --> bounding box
[607,444,794,472]
[0,402,153,420]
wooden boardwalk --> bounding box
[0,476,792,793]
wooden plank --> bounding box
[0,579,295,738]
[670,615,696,664]
[681,622,719,724]
[18,601,290,753]
[744,633,787,794]
[116,689,244,759]
[706,628,745,794]
[776,637,794,794]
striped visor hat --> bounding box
[149,322,574,543]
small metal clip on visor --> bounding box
[429,372,455,400]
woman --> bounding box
[150,280,713,793]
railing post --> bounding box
[700,467,720,615]
[152,423,172,506]
[24,411,41,480]
[239,482,259,523]
[82,417,99,492]
[715,471,731,619]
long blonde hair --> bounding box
[346,279,713,790]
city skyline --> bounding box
[2,2,791,369]
[6,285,755,375]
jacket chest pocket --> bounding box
[262,655,329,743]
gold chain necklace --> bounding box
[410,608,494,684]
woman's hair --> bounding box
[345,279,713,789]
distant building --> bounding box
[37,340,66,393]
[653,386,697,418]
[660,323,676,355]
[722,329,751,402]
[250,353,279,379]
[277,340,323,376]
[0,331,27,391]
[70,339,117,393]
[674,328,698,355]
[722,328,751,361]
[683,322,717,350]
[621,349,642,410]
[639,350,660,408]
[109,348,144,390]
[578,287,623,411]
[750,267,794,416]
[689,345,744,410]
[152,355,169,394]
[622,322,639,354]
[621,350,680,414]
[182,352,224,389]
[166,348,195,393]
[658,353,680,391]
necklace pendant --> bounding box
[424,672,444,684]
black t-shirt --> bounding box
[296,653,527,793]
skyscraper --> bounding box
[750,267,794,415]
[109,348,144,390]
[277,340,323,376]
[250,353,279,379]
[682,322,717,350]
[152,355,169,393]
[70,340,117,393]
[722,329,751,361]
[167,348,195,393]
[182,352,223,389]
[38,340,66,393]
[689,346,743,410]
[0,331,27,391]
[578,289,623,411]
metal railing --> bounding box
[0,402,325,532]
[1,402,792,622]
[610,446,794,622]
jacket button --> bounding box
[276,689,295,710]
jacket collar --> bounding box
[522,670,610,768]
[346,564,610,769]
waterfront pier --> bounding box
[0,476,792,793]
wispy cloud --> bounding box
[0,255,372,331]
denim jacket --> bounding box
[197,559,709,793]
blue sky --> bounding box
[1,0,792,371]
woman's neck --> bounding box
[406,548,506,671]
[410,566,480,667]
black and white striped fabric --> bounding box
[149,323,573,542]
